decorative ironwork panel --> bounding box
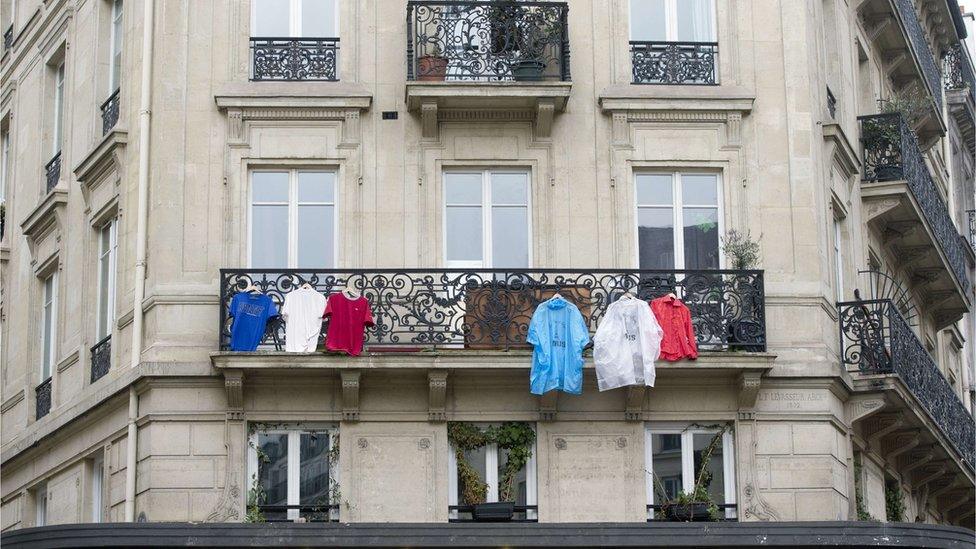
[258,505,339,523]
[44,152,61,194]
[406,1,570,81]
[218,269,766,353]
[3,25,12,51]
[943,43,976,104]
[838,299,975,470]
[968,209,975,251]
[36,378,52,420]
[101,89,121,135]
[91,336,112,384]
[858,113,970,294]
[250,38,339,81]
[630,41,718,85]
[826,86,837,119]
[893,0,943,113]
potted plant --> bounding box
[418,43,448,81]
[720,229,763,352]
[449,422,535,522]
[655,427,727,522]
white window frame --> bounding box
[41,273,58,382]
[91,454,104,523]
[634,171,724,270]
[35,484,48,527]
[629,0,717,42]
[108,0,123,92]
[833,217,844,300]
[442,169,533,269]
[246,425,338,522]
[447,425,538,521]
[52,62,65,157]
[247,169,338,269]
[97,219,118,341]
[644,425,737,520]
[250,0,340,38]
[1,128,9,205]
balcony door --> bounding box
[636,172,721,270]
[629,0,715,43]
[251,0,337,38]
[249,170,336,269]
[444,170,530,270]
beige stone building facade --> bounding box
[0,0,974,536]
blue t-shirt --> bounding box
[527,297,590,395]
[229,292,279,351]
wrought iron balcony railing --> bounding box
[449,504,538,523]
[826,86,837,119]
[44,152,62,194]
[90,335,111,384]
[250,37,339,81]
[406,1,570,82]
[943,43,976,104]
[219,268,766,353]
[838,299,975,470]
[101,89,121,135]
[36,378,52,420]
[3,25,12,51]
[858,113,970,294]
[892,0,943,113]
[258,504,338,523]
[630,41,718,85]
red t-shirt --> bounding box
[324,293,374,356]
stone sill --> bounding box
[19,187,67,239]
[598,83,755,112]
[214,82,372,110]
[405,81,572,111]
[72,128,127,185]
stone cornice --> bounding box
[19,188,68,259]
[213,82,372,111]
[73,129,127,186]
[598,84,756,113]
[822,122,861,177]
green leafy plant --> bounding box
[655,424,730,522]
[885,478,905,522]
[853,453,878,522]
[720,229,761,269]
[448,422,536,505]
[244,473,267,523]
[878,89,930,128]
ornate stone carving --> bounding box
[534,98,555,139]
[737,371,763,408]
[427,370,448,422]
[223,370,244,410]
[742,484,780,521]
[206,419,245,523]
[539,391,558,421]
[624,385,645,421]
[848,395,886,423]
[340,370,361,421]
[421,100,438,139]
[554,437,567,450]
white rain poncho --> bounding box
[593,296,664,391]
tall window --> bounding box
[630,0,715,42]
[1,128,8,204]
[251,0,338,38]
[35,484,48,527]
[636,172,721,269]
[833,217,844,299]
[41,274,58,382]
[645,426,736,520]
[250,170,336,268]
[444,170,530,269]
[247,426,337,522]
[447,423,537,521]
[108,0,123,92]
[97,220,118,341]
[52,62,65,156]
[91,454,104,523]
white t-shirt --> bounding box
[281,287,327,352]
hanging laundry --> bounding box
[282,286,327,352]
[650,294,698,361]
[323,292,375,356]
[228,291,279,352]
[593,296,663,391]
[527,294,590,395]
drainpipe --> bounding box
[125,0,155,523]
[124,386,138,521]
[130,0,155,369]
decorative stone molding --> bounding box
[427,370,447,422]
[862,196,903,222]
[340,370,361,421]
[0,389,24,414]
[421,101,438,139]
[206,418,245,523]
[822,123,861,178]
[20,188,68,261]
[222,369,244,410]
[866,412,905,445]
[73,129,127,209]
[737,371,763,408]
[539,391,558,422]
[624,385,645,421]
[882,430,921,461]
[848,394,887,423]
[913,462,948,487]
[901,446,936,473]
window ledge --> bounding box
[598,84,755,113]
[73,128,127,187]
[214,82,372,110]
[20,188,67,242]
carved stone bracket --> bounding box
[866,412,905,446]
[223,369,244,410]
[737,371,763,409]
[882,430,921,461]
[863,196,903,223]
[539,391,558,422]
[421,100,438,139]
[848,394,887,423]
[928,477,961,500]
[624,385,645,421]
[428,370,448,422]
[901,446,936,474]
[913,462,948,487]
[340,370,361,421]
[535,98,555,139]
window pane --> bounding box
[252,172,289,202]
[43,300,53,377]
[297,205,334,268]
[497,447,528,505]
[257,434,289,511]
[683,207,719,269]
[492,207,529,268]
[636,174,672,205]
[298,171,335,203]
[457,446,488,505]
[299,433,331,506]
[445,173,482,205]
[638,207,674,269]
[251,205,289,268]
[693,432,726,505]
[681,174,718,205]
[446,206,483,262]
[630,0,666,41]
[490,173,527,205]
[676,0,714,42]
[98,241,111,338]
[301,0,336,37]
[253,0,291,37]
[650,434,683,503]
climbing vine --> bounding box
[853,453,877,521]
[448,422,536,505]
[885,478,905,522]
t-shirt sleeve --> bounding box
[572,308,590,349]
[323,295,333,317]
[229,294,239,318]
[363,301,375,327]
[280,294,291,321]
[267,296,279,318]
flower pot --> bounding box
[663,502,712,522]
[472,501,515,522]
[512,59,545,81]
[418,55,448,81]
